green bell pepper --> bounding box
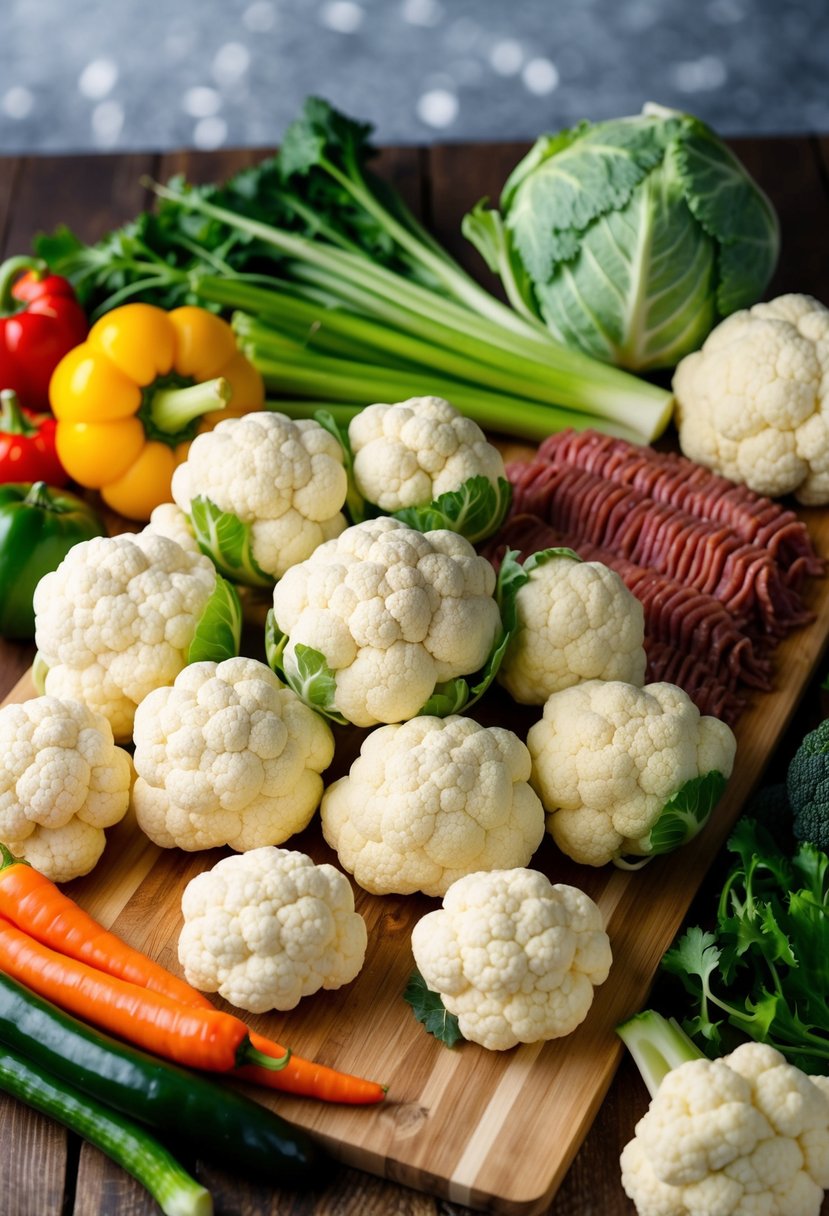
[0,480,105,638]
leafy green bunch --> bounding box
[663,818,829,1073]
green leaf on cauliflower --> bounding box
[393,475,512,545]
[643,770,727,857]
[189,495,273,589]
[404,968,462,1048]
[187,574,242,664]
[314,408,369,525]
[264,610,349,726]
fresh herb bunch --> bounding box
[36,97,673,446]
[663,817,829,1073]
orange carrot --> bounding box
[0,916,291,1075]
[0,844,213,1007]
[0,846,387,1104]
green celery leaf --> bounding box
[278,96,375,180]
[313,409,368,524]
[187,575,242,664]
[394,476,512,545]
[189,496,273,589]
[643,770,727,856]
[403,969,462,1048]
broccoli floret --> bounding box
[787,718,829,850]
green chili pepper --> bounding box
[0,1040,212,1216]
[0,480,105,638]
[0,971,332,1189]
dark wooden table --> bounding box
[1,132,829,1216]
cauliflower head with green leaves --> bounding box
[320,715,544,896]
[675,294,829,504]
[621,1041,829,1216]
[177,846,367,1013]
[498,550,646,705]
[0,696,132,882]
[348,395,505,513]
[412,867,612,1050]
[171,411,348,584]
[270,517,502,727]
[33,532,236,743]
[132,657,334,852]
[527,680,736,867]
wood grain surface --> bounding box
[0,134,828,1216]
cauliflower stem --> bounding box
[617,1009,706,1099]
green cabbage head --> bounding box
[463,103,779,372]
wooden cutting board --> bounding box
[6,501,829,1216]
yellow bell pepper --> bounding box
[49,303,265,521]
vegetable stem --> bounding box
[617,1009,705,1099]
[149,377,231,434]
[249,351,632,442]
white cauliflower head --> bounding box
[412,867,612,1050]
[621,1041,829,1216]
[527,680,737,867]
[171,411,348,581]
[320,715,545,896]
[33,532,227,743]
[348,395,505,513]
[498,551,646,705]
[177,846,367,1013]
[271,517,502,727]
[132,656,334,852]
[0,696,132,882]
[674,293,829,504]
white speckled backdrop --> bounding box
[0,0,826,152]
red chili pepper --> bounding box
[0,390,67,485]
[0,256,88,412]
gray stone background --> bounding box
[0,0,826,153]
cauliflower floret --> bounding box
[143,503,200,555]
[33,532,224,742]
[177,846,367,1013]
[621,1041,829,1216]
[674,293,829,504]
[527,680,737,866]
[171,411,348,580]
[272,517,501,727]
[348,395,506,513]
[498,552,646,704]
[0,696,132,882]
[320,715,545,896]
[412,867,611,1050]
[132,657,334,852]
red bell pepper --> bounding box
[0,390,67,486]
[0,256,88,412]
